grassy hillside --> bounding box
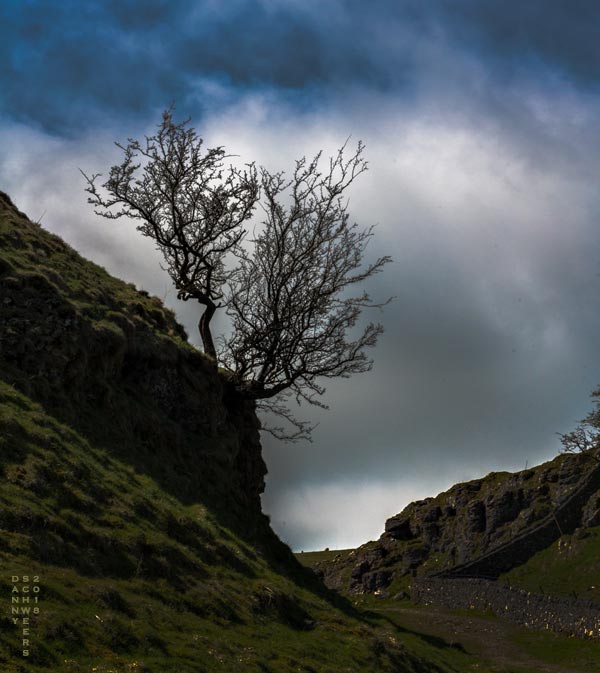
[0,191,481,672]
[0,379,432,673]
[502,525,600,601]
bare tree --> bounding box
[84,112,390,441]
[82,110,259,357]
[222,142,391,440]
[560,388,600,462]
[560,426,597,455]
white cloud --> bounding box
[265,464,502,551]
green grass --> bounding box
[372,604,600,673]
[0,198,187,344]
[502,527,600,601]
[511,626,600,671]
[0,380,483,673]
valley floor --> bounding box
[365,601,600,673]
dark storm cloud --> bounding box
[431,0,600,86]
[0,0,341,134]
[0,0,190,133]
[4,0,600,136]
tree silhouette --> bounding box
[560,388,600,462]
[221,143,391,440]
[84,112,390,440]
[82,110,259,357]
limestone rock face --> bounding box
[316,451,600,594]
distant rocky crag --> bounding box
[316,451,600,595]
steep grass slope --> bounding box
[0,192,469,673]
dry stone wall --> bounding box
[412,577,600,639]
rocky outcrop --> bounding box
[315,452,600,594]
[0,190,266,516]
[437,458,600,578]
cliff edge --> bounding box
[0,192,446,673]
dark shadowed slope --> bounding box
[0,191,469,673]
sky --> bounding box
[2,0,600,551]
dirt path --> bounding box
[375,606,587,673]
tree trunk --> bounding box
[199,301,217,359]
